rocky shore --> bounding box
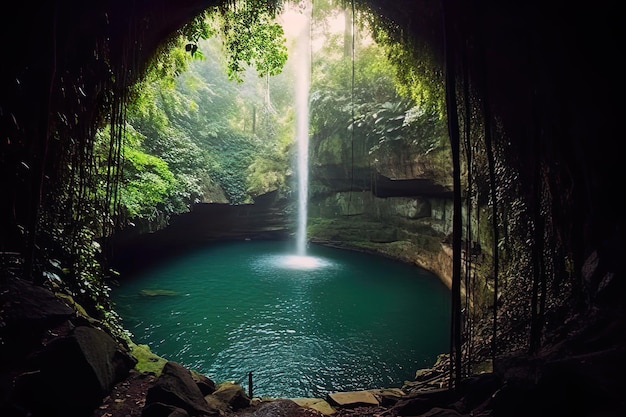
[3,272,623,417]
[0,272,459,417]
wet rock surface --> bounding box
[0,278,137,417]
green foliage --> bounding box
[120,146,176,220]
[99,2,294,224]
[179,10,218,58]
[364,100,447,158]
[309,39,397,168]
[307,5,450,185]
[115,0,449,227]
[203,131,258,204]
[366,15,445,116]
[139,22,205,94]
[247,145,289,196]
[357,100,410,152]
[213,1,288,82]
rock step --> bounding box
[327,390,380,407]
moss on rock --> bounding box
[130,342,168,376]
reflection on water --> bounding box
[255,253,334,271]
[112,240,450,398]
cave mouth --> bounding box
[112,240,450,398]
[3,0,624,415]
[106,3,453,398]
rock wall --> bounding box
[308,188,458,288]
[108,191,292,275]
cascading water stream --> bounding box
[294,8,311,257]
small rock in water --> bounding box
[139,289,178,297]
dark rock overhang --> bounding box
[372,174,453,198]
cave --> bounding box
[0,1,624,417]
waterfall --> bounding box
[294,10,311,256]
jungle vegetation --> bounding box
[113,0,450,233]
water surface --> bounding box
[112,240,450,398]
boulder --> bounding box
[144,361,216,416]
[247,399,322,416]
[142,401,190,417]
[203,394,230,414]
[210,381,250,411]
[326,390,379,407]
[1,278,75,325]
[367,388,406,407]
[11,325,136,416]
[292,397,337,415]
[391,397,445,416]
[0,277,75,362]
[191,371,216,396]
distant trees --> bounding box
[308,4,450,188]
[107,8,295,230]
